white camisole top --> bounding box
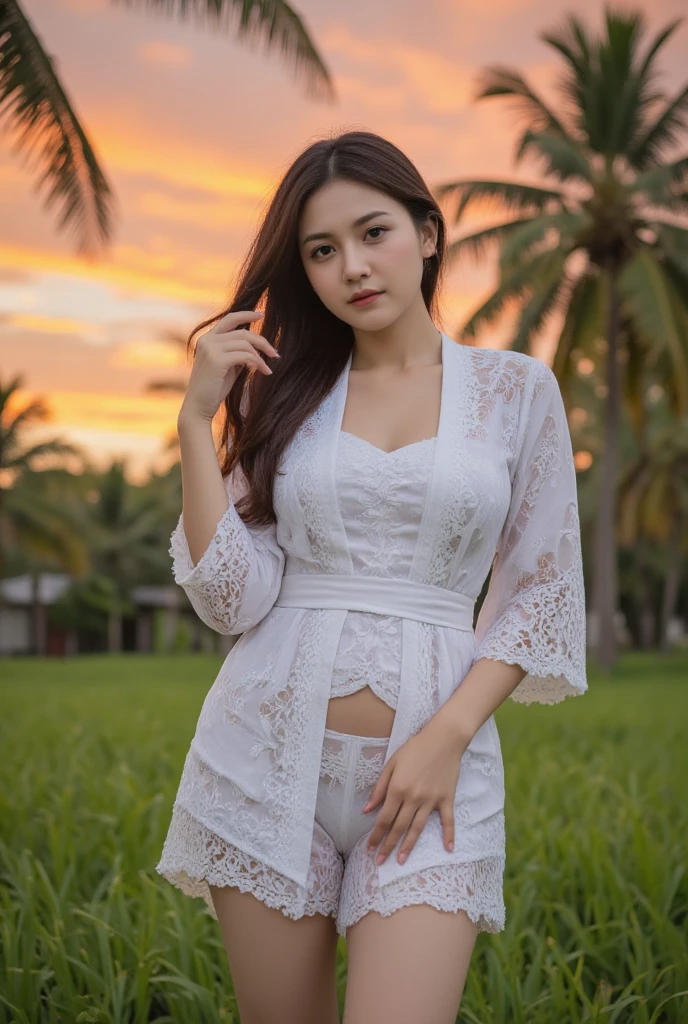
[328,429,437,710]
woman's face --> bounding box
[298,179,437,328]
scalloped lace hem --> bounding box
[156,806,506,938]
[474,649,587,706]
[336,854,505,937]
[155,803,339,922]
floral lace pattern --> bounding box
[471,357,587,703]
[156,796,505,936]
[169,461,285,636]
[337,840,506,935]
[328,431,436,710]
[156,802,342,922]
[318,730,389,792]
[159,338,587,934]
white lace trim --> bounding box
[156,803,341,922]
[337,846,506,936]
[156,805,505,936]
[328,429,434,709]
[470,353,588,705]
[329,611,401,709]
[169,505,253,635]
[318,735,389,792]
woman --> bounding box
[156,129,587,1023]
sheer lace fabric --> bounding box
[168,457,287,636]
[328,431,436,710]
[157,341,587,935]
[470,356,587,702]
[157,727,506,935]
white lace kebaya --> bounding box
[156,334,587,932]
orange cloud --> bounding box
[13,387,182,437]
[137,189,258,230]
[138,41,193,68]
[96,117,273,201]
[323,25,474,113]
[7,313,107,340]
[0,241,227,307]
[109,340,187,370]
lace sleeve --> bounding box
[473,362,587,705]
[169,463,285,636]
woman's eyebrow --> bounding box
[301,210,391,247]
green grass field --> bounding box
[1,652,686,1023]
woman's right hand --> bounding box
[179,310,279,425]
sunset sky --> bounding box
[1,0,685,481]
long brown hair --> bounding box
[186,129,448,527]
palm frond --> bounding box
[554,271,604,378]
[542,8,670,158]
[662,258,688,312]
[444,218,535,263]
[510,254,571,352]
[599,9,649,154]
[516,129,594,184]
[629,86,688,168]
[499,210,584,272]
[0,0,118,256]
[632,155,688,208]
[460,249,558,340]
[542,13,596,141]
[621,320,653,444]
[618,249,688,413]
[434,179,565,223]
[636,18,683,82]
[474,66,574,139]
[653,222,688,276]
[110,0,335,102]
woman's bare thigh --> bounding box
[325,685,395,737]
[209,884,340,1024]
[343,904,479,1024]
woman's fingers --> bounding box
[372,800,420,865]
[214,309,264,332]
[396,807,432,863]
[366,790,401,854]
[205,309,280,363]
[197,332,277,376]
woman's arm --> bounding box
[170,414,286,636]
[177,411,231,566]
[429,658,527,750]
[169,311,285,635]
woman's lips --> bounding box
[351,292,383,306]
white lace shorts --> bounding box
[156,726,506,936]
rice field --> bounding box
[1,651,686,1022]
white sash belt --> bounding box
[274,573,475,632]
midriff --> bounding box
[325,685,396,737]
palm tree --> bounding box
[435,7,688,669]
[0,0,335,257]
[87,460,174,651]
[0,376,89,651]
[618,419,688,653]
[6,467,92,653]
[0,375,83,581]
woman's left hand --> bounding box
[363,717,465,865]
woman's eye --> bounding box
[311,226,387,259]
